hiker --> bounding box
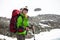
[9,7,27,36]
[16,8,29,40]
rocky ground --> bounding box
[0,14,60,39]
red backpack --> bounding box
[10,9,20,33]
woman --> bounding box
[16,8,29,40]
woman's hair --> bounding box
[22,8,28,13]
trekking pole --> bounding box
[32,25,35,40]
[33,31,35,40]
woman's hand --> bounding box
[26,27,29,31]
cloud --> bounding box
[0,0,60,18]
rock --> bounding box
[0,14,60,38]
[34,8,41,11]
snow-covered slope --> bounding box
[0,29,60,40]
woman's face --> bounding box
[23,10,28,15]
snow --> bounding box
[40,20,53,22]
[35,29,60,40]
[39,23,51,28]
[0,29,60,40]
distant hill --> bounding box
[0,14,60,38]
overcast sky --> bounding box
[0,0,60,18]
